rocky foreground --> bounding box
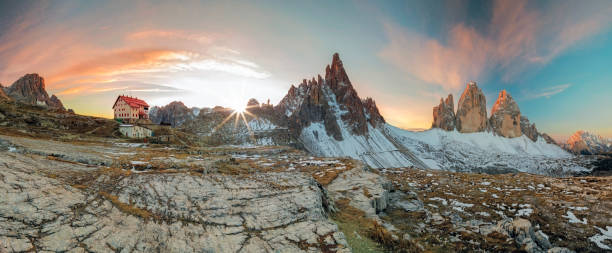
[1,134,610,252]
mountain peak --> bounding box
[5,73,64,110]
[325,53,351,90]
[456,82,487,133]
[275,53,385,139]
[149,101,195,127]
[490,90,521,138]
[432,94,456,131]
[565,130,611,155]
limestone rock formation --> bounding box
[149,101,196,127]
[48,94,64,109]
[327,167,391,218]
[432,94,456,131]
[540,133,556,145]
[456,82,488,133]
[0,146,350,252]
[520,116,539,141]
[247,98,260,107]
[489,90,521,138]
[275,53,385,140]
[4,73,65,110]
[0,84,9,101]
[565,130,612,155]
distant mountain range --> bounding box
[564,130,612,155]
[5,55,607,174]
[150,53,588,175]
[149,101,199,127]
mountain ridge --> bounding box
[565,130,612,155]
[145,53,580,174]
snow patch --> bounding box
[589,226,612,250]
[562,211,587,224]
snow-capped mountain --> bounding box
[157,53,584,175]
[274,53,583,175]
[565,130,612,155]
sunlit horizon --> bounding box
[1,0,611,140]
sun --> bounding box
[232,103,247,113]
[213,100,257,139]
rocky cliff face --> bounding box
[565,130,612,155]
[540,133,556,145]
[48,95,64,109]
[489,90,521,138]
[149,101,196,127]
[0,84,9,101]
[275,53,385,140]
[431,94,455,131]
[520,116,538,141]
[4,73,64,110]
[456,82,488,133]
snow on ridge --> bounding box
[388,126,571,159]
[384,125,586,174]
[296,83,582,175]
[299,85,415,168]
[248,118,278,131]
[299,114,585,174]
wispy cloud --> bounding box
[380,0,612,90]
[525,84,571,99]
[49,48,270,86]
[127,30,214,44]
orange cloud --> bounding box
[128,30,214,44]
[380,0,612,90]
[380,23,492,90]
[48,49,188,84]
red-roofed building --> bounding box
[112,95,150,123]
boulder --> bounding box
[456,82,488,133]
[432,94,456,131]
[482,218,575,253]
[326,167,391,218]
[489,90,521,138]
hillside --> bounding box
[0,99,119,139]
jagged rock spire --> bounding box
[274,53,385,139]
[432,94,455,131]
[489,90,521,138]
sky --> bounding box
[0,0,611,141]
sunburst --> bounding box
[213,102,259,140]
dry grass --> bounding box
[100,191,157,220]
[363,187,373,198]
[71,184,88,190]
[332,198,419,253]
[310,158,356,185]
